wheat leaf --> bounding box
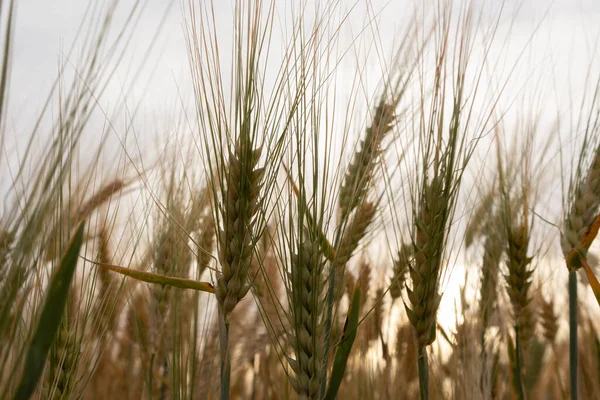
[13,222,85,400]
[86,258,215,294]
[580,256,600,306]
[567,214,600,270]
[324,285,361,400]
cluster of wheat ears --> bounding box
[1,0,600,399]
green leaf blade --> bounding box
[324,285,361,400]
[13,222,86,400]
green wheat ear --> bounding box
[288,235,327,399]
[339,101,395,220]
[215,143,265,321]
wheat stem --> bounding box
[218,311,231,400]
[569,272,578,400]
[417,347,429,400]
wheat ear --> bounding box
[389,242,412,300]
[288,235,326,399]
[339,102,395,220]
[215,143,264,321]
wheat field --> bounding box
[1,0,600,399]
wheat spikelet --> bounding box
[197,213,215,278]
[478,233,502,331]
[288,236,326,399]
[76,179,126,222]
[92,225,121,336]
[540,295,559,344]
[45,179,127,262]
[151,205,191,333]
[345,271,357,302]
[339,102,395,219]
[505,225,535,347]
[357,261,372,309]
[390,242,412,300]
[335,202,376,268]
[465,190,495,248]
[333,202,376,304]
[215,143,264,321]
[365,288,384,345]
[148,202,192,395]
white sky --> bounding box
[7,0,600,126]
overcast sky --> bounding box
[7,0,600,128]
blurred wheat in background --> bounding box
[1,0,600,399]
